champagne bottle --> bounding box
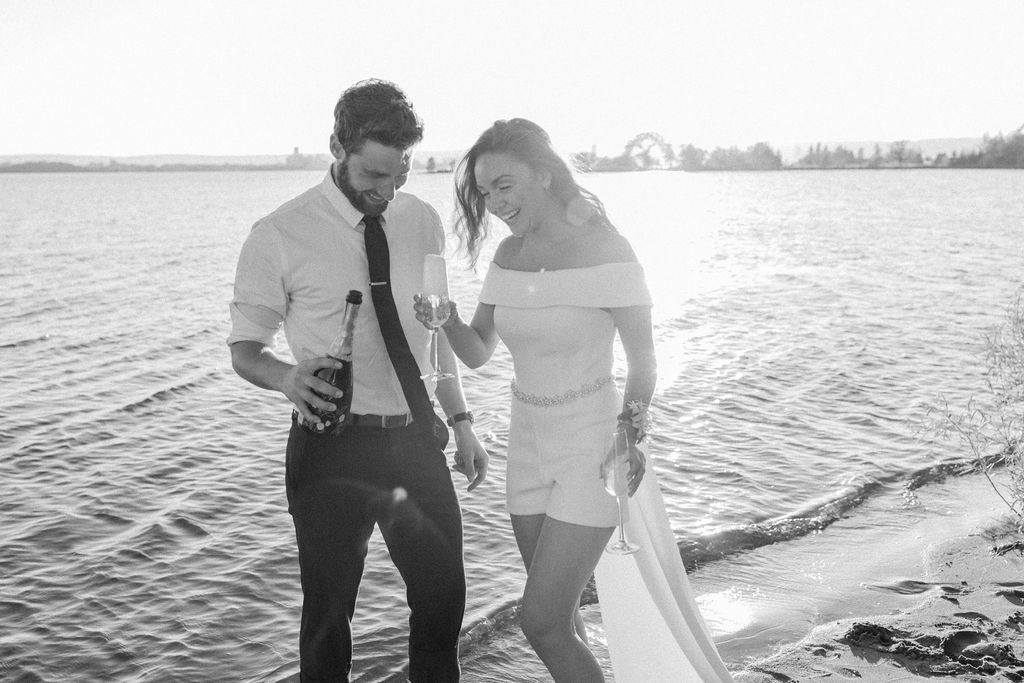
[305,289,362,436]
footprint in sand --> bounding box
[996,588,1024,607]
[941,630,985,658]
[809,644,841,660]
[952,611,992,623]
[941,629,1024,669]
[867,579,969,596]
[992,541,1024,556]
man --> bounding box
[228,79,488,682]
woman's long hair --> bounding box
[454,118,616,266]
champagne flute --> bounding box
[602,428,640,554]
[418,254,454,381]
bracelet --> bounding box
[617,399,649,443]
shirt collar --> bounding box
[319,169,389,232]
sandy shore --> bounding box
[736,522,1024,682]
[271,477,1022,682]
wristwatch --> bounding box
[446,411,475,427]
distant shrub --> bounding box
[922,290,1024,532]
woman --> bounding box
[418,119,732,681]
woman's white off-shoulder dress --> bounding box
[479,262,733,682]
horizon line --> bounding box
[0,133,995,161]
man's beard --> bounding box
[334,159,387,217]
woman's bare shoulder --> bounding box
[492,236,522,268]
[588,230,638,265]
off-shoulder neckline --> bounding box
[488,261,640,275]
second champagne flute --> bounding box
[602,428,640,554]
[419,254,454,381]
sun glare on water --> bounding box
[697,590,756,636]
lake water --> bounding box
[1,167,1022,682]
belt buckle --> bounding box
[384,414,412,428]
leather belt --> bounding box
[343,412,413,429]
[292,410,413,430]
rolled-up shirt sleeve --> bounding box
[227,222,288,346]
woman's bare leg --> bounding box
[511,514,588,642]
[511,514,614,682]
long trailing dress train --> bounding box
[479,262,733,682]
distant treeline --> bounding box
[946,131,1024,168]
[572,133,784,172]
[0,160,301,173]
[0,149,332,174]
[572,128,1024,172]
[5,128,1022,174]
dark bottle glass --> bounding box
[304,289,362,436]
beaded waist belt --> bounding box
[510,375,614,406]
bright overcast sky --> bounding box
[2,0,1022,158]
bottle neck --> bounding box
[326,302,360,358]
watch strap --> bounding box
[446,410,474,427]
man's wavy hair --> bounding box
[332,79,424,154]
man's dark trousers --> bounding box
[286,418,465,682]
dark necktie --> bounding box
[363,215,435,431]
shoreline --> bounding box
[271,474,1024,682]
[4,164,1021,175]
[736,520,1024,682]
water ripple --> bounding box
[2,169,1023,681]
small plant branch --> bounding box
[921,289,1024,532]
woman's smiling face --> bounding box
[474,152,551,237]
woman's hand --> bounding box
[413,293,459,330]
[625,441,646,496]
[600,431,646,497]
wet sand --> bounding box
[737,525,1024,682]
